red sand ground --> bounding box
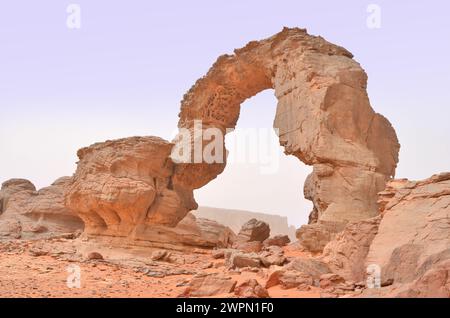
[0,239,320,298]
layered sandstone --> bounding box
[0,178,83,239]
[173,27,399,251]
[64,136,235,249]
[318,172,449,297]
[61,28,399,250]
[366,173,450,286]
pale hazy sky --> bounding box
[1,1,449,227]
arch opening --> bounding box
[192,89,313,236]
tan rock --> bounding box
[259,247,287,267]
[286,258,331,279]
[61,28,398,251]
[86,251,104,260]
[234,279,270,298]
[296,220,346,253]
[0,179,36,215]
[395,259,450,298]
[64,136,236,249]
[233,241,263,253]
[228,252,262,269]
[366,173,450,284]
[0,177,83,239]
[181,273,237,297]
[263,235,290,247]
[174,27,399,249]
[236,219,270,243]
[65,137,186,235]
[265,269,313,290]
[319,273,345,289]
[321,216,381,281]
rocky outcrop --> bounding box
[60,28,399,249]
[236,219,270,242]
[234,279,270,298]
[395,259,450,298]
[366,173,450,286]
[315,172,450,298]
[321,216,381,281]
[295,220,346,253]
[174,27,399,250]
[0,179,36,215]
[0,178,83,239]
[181,273,237,297]
[64,136,237,249]
[65,137,195,235]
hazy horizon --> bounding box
[1,1,449,227]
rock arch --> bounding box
[173,27,399,225]
[64,28,399,250]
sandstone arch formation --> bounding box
[64,27,400,250]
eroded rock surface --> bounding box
[237,218,270,242]
[172,27,399,251]
[0,178,83,239]
[321,216,381,282]
[366,173,450,286]
[65,137,195,234]
[60,28,399,249]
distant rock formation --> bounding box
[193,206,296,241]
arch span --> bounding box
[172,27,399,227]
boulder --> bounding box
[181,273,237,297]
[228,252,262,269]
[265,269,313,290]
[237,219,270,242]
[286,258,331,280]
[259,246,287,267]
[319,273,346,289]
[0,177,83,239]
[263,235,290,247]
[234,279,270,298]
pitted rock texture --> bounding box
[64,136,237,248]
[65,137,197,235]
[0,178,83,239]
[173,27,399,243]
